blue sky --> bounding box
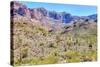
[20,1,97,16]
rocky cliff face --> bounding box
[11,1,97,24]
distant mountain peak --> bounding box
[11,1,97,24]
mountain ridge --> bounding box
[11,1,97,24]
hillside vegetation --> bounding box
[12,18,97,66]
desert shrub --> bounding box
[40,42,44,46]
[22,54,58,65]
[49,42,57,48]
[64,51,81,62]
[21,47,28,58]
[78,50,97,62]
[37,27,48,36]
[14,58,21,66]
[65,36,73,46]
[39,54,58,64]
[26,58,40,65]
[85,50,97,61]
[56,35,62,43]
[65,51,80,57]
[13,36,22,49]
[66,57,81,63]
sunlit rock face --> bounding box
[11,1,97,24]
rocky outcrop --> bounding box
[11,1,97,24]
